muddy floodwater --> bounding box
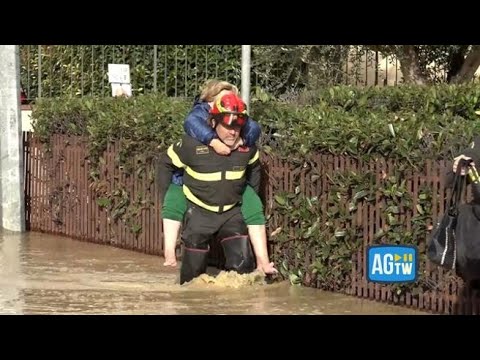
[0,230,428,315]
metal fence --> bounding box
[19,45,405,103]
[23,131,480,314]
[19,45,244,101]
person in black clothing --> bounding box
[157,93,261,285]
[445,136,480,287]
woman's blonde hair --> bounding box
[199,79,239,102]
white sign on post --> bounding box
[108,64,132,97]
[108,64,131,84]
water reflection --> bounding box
[0,231,25,314]
[0,230,427,315]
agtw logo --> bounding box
[366,245,418,283]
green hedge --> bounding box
[32,83,480,165]
[256,84,480,164]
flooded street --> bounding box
[0,230,427,315]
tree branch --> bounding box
[446,45,469,82]
[397,46,428,85]
[450,46,480,84]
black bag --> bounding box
[427,163,466,270]
[455,199,480,281]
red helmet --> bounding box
[210,93,248,127]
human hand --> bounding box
[453,155,473,175]
[209,138,231,155]
[257,261,278,275]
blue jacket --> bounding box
[171,98,261,186]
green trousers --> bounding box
[161,183,265,225]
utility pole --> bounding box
[0,45,25,232]
[241,45,251,111]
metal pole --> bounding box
[241,45,251,111]
[0,45,25,232]
[37,45,42,98]
[153,45,157,93]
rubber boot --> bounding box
[221,235,255,274]
[180,248,209,285]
